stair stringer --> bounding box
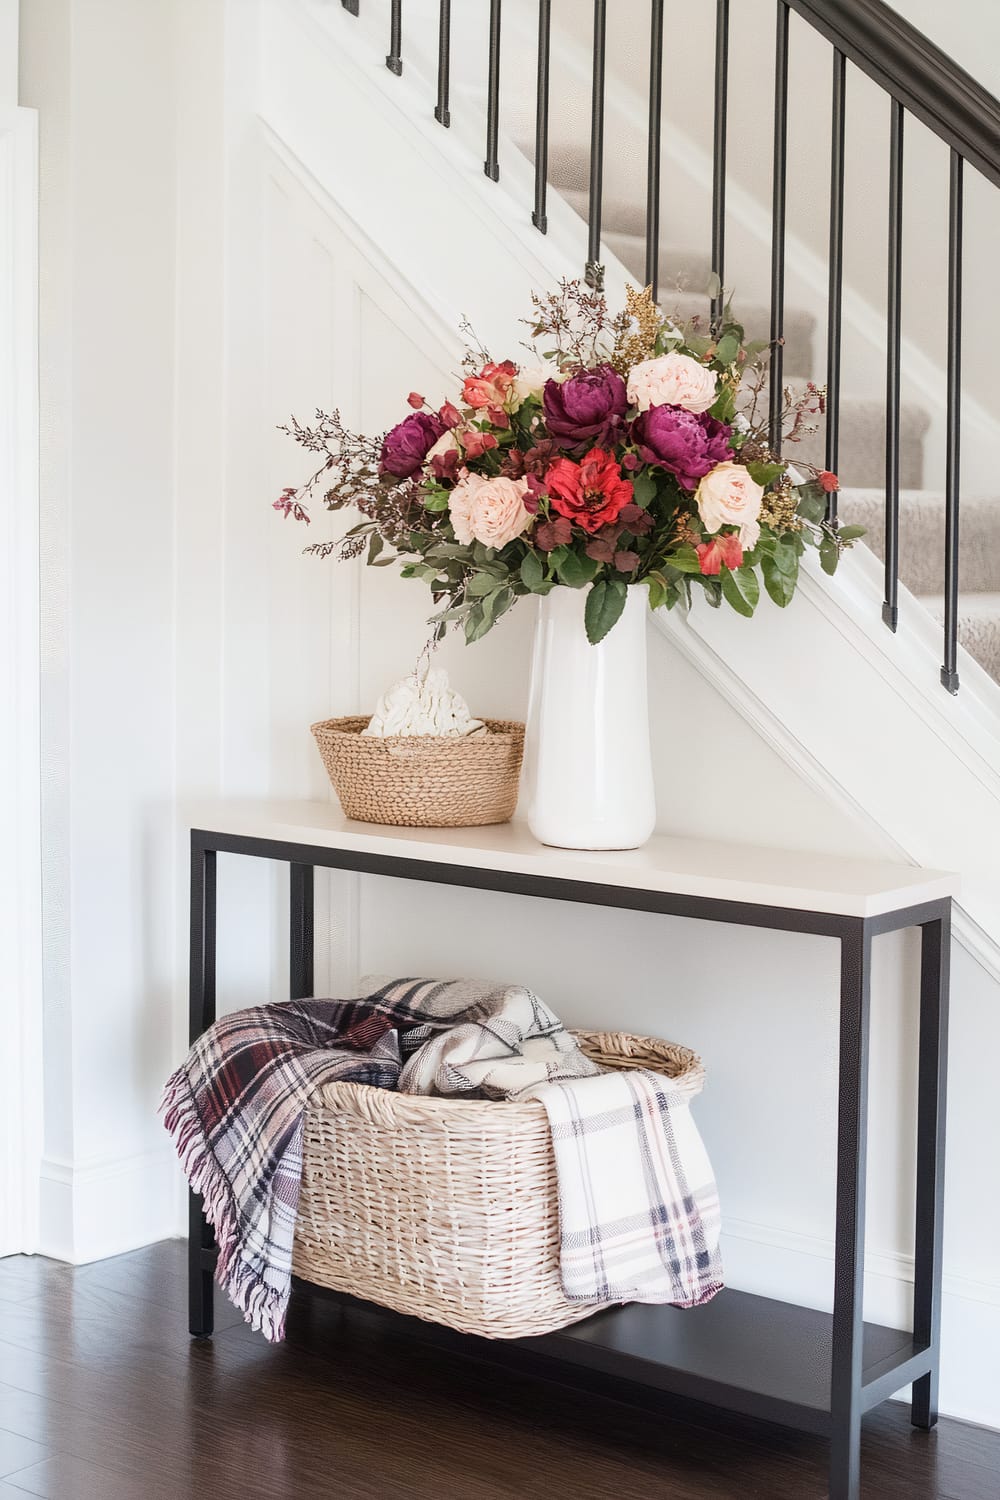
[652,551,1000,981]
[259,0,1000,982]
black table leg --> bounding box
[290,863,315,1000]
[911,907,950,1429]
[829,918,872,1500]
[188,837,217,1339]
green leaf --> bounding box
[746,461,785,488]
[771,542,799,576]
[645,574,668,611]
[720,565,759,618]
[836,524,866,541]
[820,533,840,576]
[519,551,545,591]
[423,491,450,512]
[669,544,705,575]
[556,549,598,588]
[463,601,490,643]
[366,532,384,565]
[468,571,504,597]
[584,578,628,644]
[631,469,657,508]
[715,331,741,366]
[761,551,798,607]
[705,271,722,301]
[795,483,827,525]
[485,585,515,623]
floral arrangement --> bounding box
[276,282,862,645]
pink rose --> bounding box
[448,472,531,550]
[695,462,764,548]
[627,352,718,414]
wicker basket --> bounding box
[292,1029,705,1340]
[310,716,525,828]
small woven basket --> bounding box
[310,716,525,828]
[292,1029,705,1340]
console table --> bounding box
[186,800,956,1500]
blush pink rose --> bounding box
[627,352,718,414]
[695,461,764,548]
[448,472,531,549]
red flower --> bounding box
[407,391,425,409]
[818,470,839,493]
[462,360,518,411]
[544,448,634,534]
[696,533,743,575]
[439,401,462,429]
[462,430,498,460]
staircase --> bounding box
[544,143,1000,686]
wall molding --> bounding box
[0,88,42,1258]
[39,1148,180,1264]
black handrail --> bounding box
[786,0,1000,190]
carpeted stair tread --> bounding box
[746,384,929,491]
[920,594,1000,682]
[838,489,1000,596]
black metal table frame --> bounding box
[187,826,950,1500]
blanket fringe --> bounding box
[159,1068,288,1342]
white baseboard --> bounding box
[38,1147,181,1265]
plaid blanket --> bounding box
[526,1069,723,1305]
[162,977,721,1340]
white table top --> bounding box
[188,800,957,919]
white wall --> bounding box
[16,0,1000,1431]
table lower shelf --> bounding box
[290,1279,930,1436]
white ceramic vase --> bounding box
[524,585,656,850]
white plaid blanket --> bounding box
[526,1068,723,1305]
[162,976,722,1340]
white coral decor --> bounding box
[362,667,485,738]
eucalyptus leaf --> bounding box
[468,571,503,597]
[836,524,866,541]
[715,331,741,366]
[520,551,545,591]
[584,578,627,644]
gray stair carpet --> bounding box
[541,139,1000,685]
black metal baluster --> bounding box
[826,49,847,524]
[386,0,402,74]
[883,100,904,631]
[485,0,502,180]
[645,0,665,298]
[769,2,789,453]
[341,0,359,15]
[710,0,730,331]
[435,0,451,127]
[532,0,551,231]
[585,0,607,289]
[942,150,963,694]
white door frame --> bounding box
[0,0,42,1258]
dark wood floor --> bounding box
[0,1242,996,1498]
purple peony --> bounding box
[631,405,732,491]
[379,411,446,479]
[543,364,627,449]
